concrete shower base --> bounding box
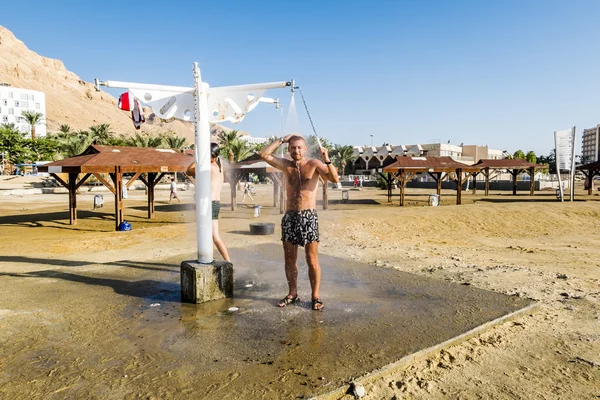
[0,243,533,399]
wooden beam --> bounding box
[93,173,116,195]
[126,172,142,189]
[74,173,92,191]
[50,173,69,190]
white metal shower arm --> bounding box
[95,79,193,93]
[211,81,290,92]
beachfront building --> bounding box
[581,124,600,164]
[241,135,270,145]
[0,83,46,137]
[352,142,503,173]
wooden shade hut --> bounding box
[38,145,195,230]
[382,156,481,206]
[473,159,546,196]
[576,160,600,195]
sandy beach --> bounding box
[0,178,599,399]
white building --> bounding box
[240,136,269,145]
[581,124,600,164]
[0,84,47,137]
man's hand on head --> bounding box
[320,146,330,163]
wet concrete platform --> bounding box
[0,244,533,399]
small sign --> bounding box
[160,166,168,172]
[48,166,62,173]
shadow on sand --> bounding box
[0,255,179,274]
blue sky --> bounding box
[3,0,600,155]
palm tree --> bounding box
[331,144,356,175]
[161,131,187,151]
[513,150,526,160]
[229,137,252,162]
[89,124,113,144]
[217,129,240,162]
[525,151,537,164]
[21,111,44,140]
[58,124,72,135]
[125,132,164,148]
[58,130,94,158]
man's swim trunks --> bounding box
[212,201,221,220]
[281,209,319,246]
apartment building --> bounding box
[0,84,47,137]
[581,124,600,164]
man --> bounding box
[169,177,180,203]
[259,134,339,310]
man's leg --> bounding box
[305,242,321,302]
[282,241,299,298]
[212,220,230,262]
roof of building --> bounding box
[383,156,481,173]
[38,145,195,174]
[474,159,546,169]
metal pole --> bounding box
[570,126,576,202]
[193,62,213,263]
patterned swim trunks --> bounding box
[281,209,319,246]
[212,201,221,220]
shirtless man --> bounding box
[210,143,230,262]
[259,134,339,310]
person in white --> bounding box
[169,177,180,203]
[242,181,254,202]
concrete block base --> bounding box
[180,260,234,303]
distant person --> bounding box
[211,143,230,262]
[169,177,180,203]
[259,134,340,311]
[242,181,254,202]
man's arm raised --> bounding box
[258,134,294,170]
[315,146,340,183]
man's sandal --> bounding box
[278,295,299,308]
[312,298,324,311]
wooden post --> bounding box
[437,172,442,195]
[587,171,595,195]
[110,166,123,231]
[512,170,518,195]
[471,172,477,195]
[273,179,278,207]
[484,167,490,196]
[68,172,78,225]
[399,171,406,206]
[529,167,535,196]
[230,173,241,211]
[456,168,463,205]
[386,172,393,203]
[147,172,156,219]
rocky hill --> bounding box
[0,25,241,141]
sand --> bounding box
[0,178,599,399]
